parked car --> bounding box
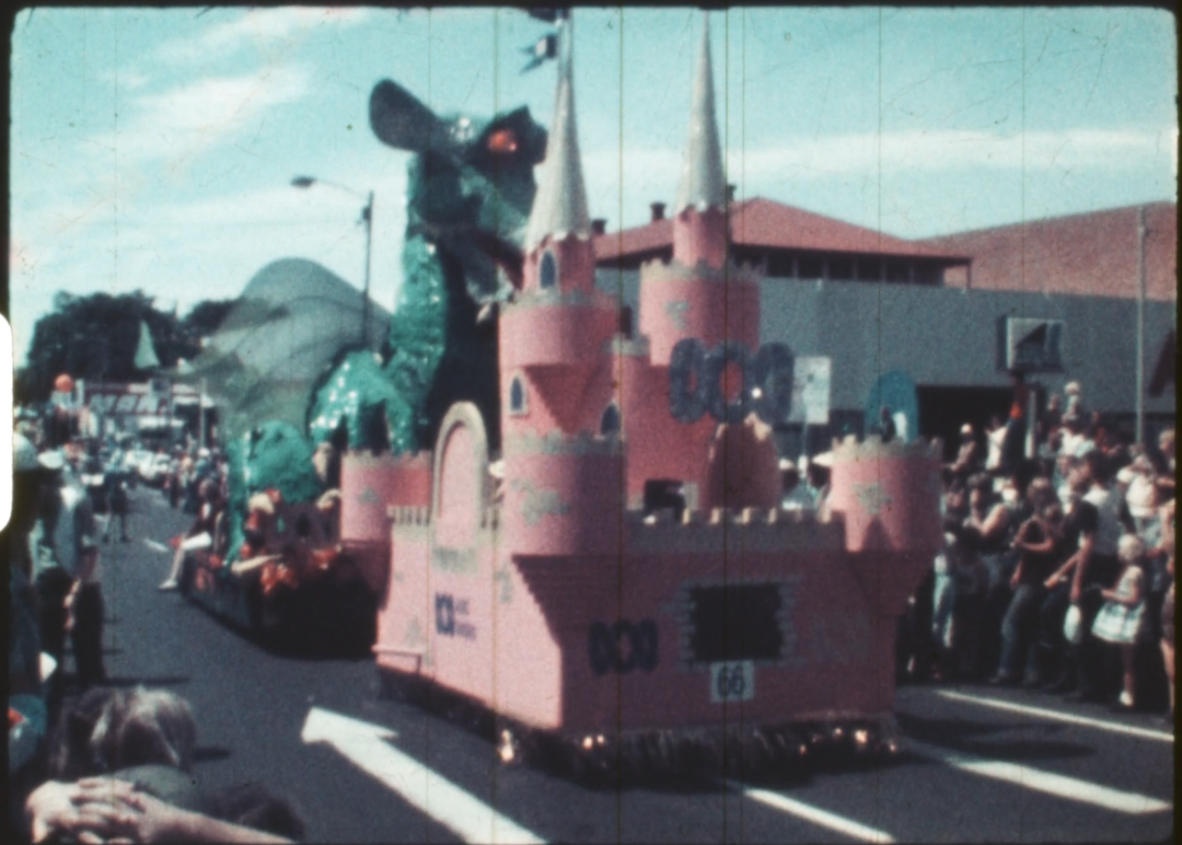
[123,448,153,478]
[140,453,173,487]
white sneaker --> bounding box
[158,580,179,591]
[1119,690,1134,708]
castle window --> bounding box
[689,583,783,663]
[600,403,621,437]
[508,374,528,416]
[539,250,558,290]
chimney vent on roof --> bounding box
[591,218,607,235]
[726,184,736,203]
[650,202,666,222]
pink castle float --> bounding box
[344,18,942,773]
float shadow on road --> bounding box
[897,711,1093,764]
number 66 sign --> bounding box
[710,660,755,703]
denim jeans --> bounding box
[998,583,1046,680]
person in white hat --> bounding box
[10,435,55,807]
[33,439,107,710]
[951,423,980,479]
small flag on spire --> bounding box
[520,33,558,73]
[134,320,161,370]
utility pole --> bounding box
[1135,206,1146,446]
[199,376,207,449]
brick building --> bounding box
[593,198,1176,453]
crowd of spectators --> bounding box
[8,427,300,843]
[896,385,1175,723]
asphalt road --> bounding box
[77,486,1174,843]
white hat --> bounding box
[778,457,795,472]
[1065,381,1081,395]
[811,451,834,468]
[14,433,40,472]
[37,449,65,472]
[960,424,973,436]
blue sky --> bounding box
[9,7,1177,365]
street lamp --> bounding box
[291,175,376,349]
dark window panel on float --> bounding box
[690,584,784,663]
[508,374,528,415]
[539,250,558,289]
[600,403,620,436]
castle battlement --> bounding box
[623,505,845,555]
[388,505,432,526]
[606,334,651,358]
[503,429,625,457]
[638,256,762,286]
[831,434,944,463]
[344,449,431,469]
[502,286,608,313]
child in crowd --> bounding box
[1092,534,1149,708]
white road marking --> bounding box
[907,739,1171,815]
[301,706,546,845]
[933,689,1175,744]
[724,780,896,843]
[143,539,169,553]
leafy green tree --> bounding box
[180,299,236,345]
[22,291,193,401]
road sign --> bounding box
[789,356,831,425]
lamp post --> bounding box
[292,176,375,349]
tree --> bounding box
[181,299,236,345]
[22,291,196,401]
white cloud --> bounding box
[98,68,151,90]
[91,65,314,165]
[156,7,375,65]
[582,126,1172,214]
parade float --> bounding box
[182,12,942,774]
[176,34,548,647]
[362,17,942,777]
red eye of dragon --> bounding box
[487,128,518,154]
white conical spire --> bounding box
[674,15,727,215]
[525,26,591,252]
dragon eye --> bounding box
[487,128,518,154]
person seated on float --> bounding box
[311,441,342,511]
[159,479,225,591]
[779,458,816,511]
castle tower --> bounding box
[499,21,624,553]
[638,13,760,368]
[499,35,618,440]
[672,14,727,270]
[622,14,763,509]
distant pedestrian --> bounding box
[9,435,54,837]
[35,447,107,706]
[103,468,131,543]
[951,423,980,480]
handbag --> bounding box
[1063,604,1084,645]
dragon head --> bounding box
[369,79,548,297]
